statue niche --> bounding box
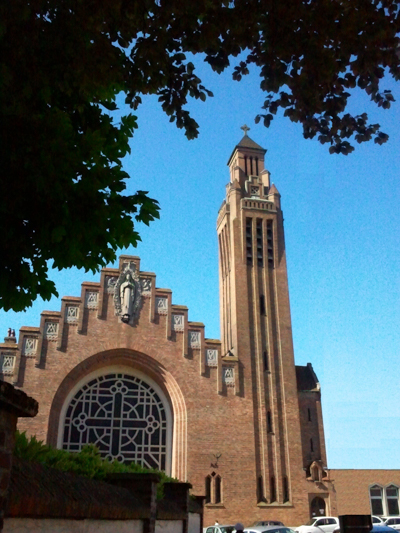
[113,263,142,323]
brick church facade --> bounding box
[1,134,400,525]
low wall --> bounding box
[3,518,144,533]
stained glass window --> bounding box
[62,373,168,470]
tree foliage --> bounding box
[1,0,399,310]
[14,430,175,498]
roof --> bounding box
[237,134,265,151]
[227,134,267,166]
[295,363,320,392]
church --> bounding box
[1,133,400,526]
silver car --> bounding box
[244,526,297,533]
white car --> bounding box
[204,525,236,533]
[382,517,400,530]
[373,517,386,525]
[295,517,339,533]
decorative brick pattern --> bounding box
[206,349,218,367]
[44,322,58,341]
[85,291,99,310]
[141,278,152,296]
[22,337,37,357]
[0,354,15,376]
[155,297,168,315]
[106,276,117,294]
[189,331,200,349]
[222,366,234,386]
[172,315,184,332]
[65,306,79,324]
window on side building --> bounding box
[370,485,384,515]
[386,485,400,515]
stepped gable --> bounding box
[3,254,225,410]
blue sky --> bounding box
[1,60,399,469]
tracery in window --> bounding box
[62,372,169,471]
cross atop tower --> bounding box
[241,124,250,136]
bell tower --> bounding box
[217,127,305,505]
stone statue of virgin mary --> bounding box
[113,263,141,323]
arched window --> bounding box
[59,368,172,472]
[370,485,384,516]
[205,474,223,505]
[386,485,399,515]
[310,496,326,517]
[215,475,222,504]
[205,476,212,504]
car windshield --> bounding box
[221,528,235,533]
[306,520,318,526]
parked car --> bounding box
[370,527,399,533]
[382,518,400,530]
[332,524,396,533]
[204,525,236,533]
[295,517,339,533]
[244,526,296,533]
[373,518,386,525]
[251,523,285,528]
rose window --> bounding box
[62,373,168,470]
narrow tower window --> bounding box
[263,350,269,371]
[260,295,266,315]
[256,219,263,267]
[205,476,211,504]
[215,475,222,504]
[246,218,253,266]
[255,157,259,175]
[250,156,254,174]
[308,408,312,421]
[270,476,276,502]
[267,410,273,433]
[244,155,248,176]
[283,476,289,502]
[310,438,314,452]
[258,475,266,503]
[267,220,274,267]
